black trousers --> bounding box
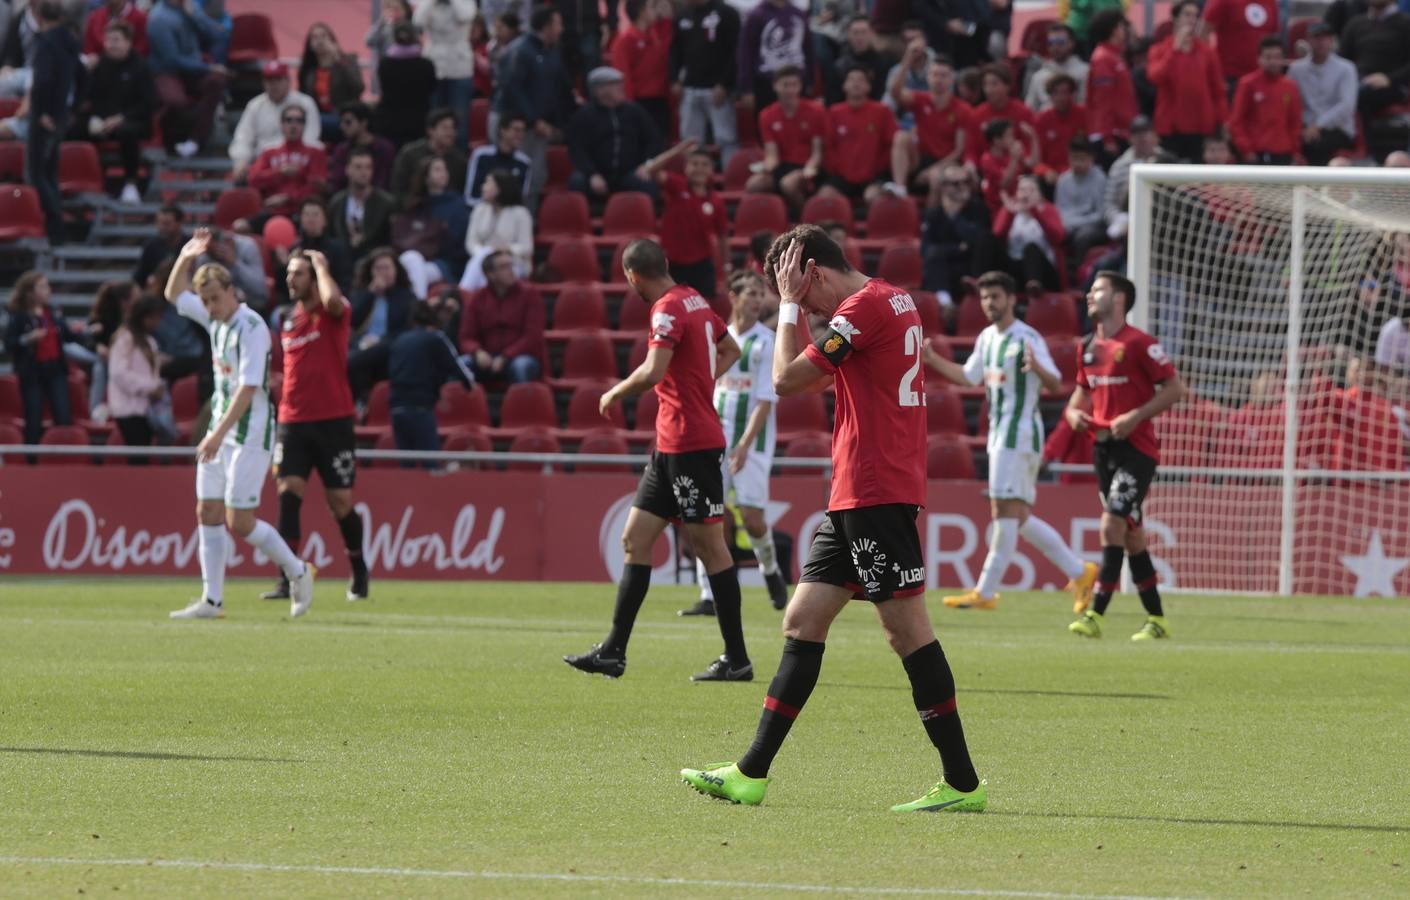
[26,115,65,244]
[1302,129,1354,166]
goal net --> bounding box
[1128,164,1410,597]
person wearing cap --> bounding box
[1024,23,1088,113]
[1147,0,1227,163]
[1103,115,1173,231]
[1288,22,1358,166]
[229,60,322,182]
[147,0,229,157]
[567,66,662,200]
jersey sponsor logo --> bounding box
[1087,375,1130,386]
[282,329,323,351]
[893,563,925,588]
[672,475,701,516]
[332,450,355,484]
[1147,342,1170,365]
[651,311,677,339]
[1106,469,1141,509]
[887,294,917,316]
[829,315,861,343]
[682,295,709,312]
[849,537,888,592]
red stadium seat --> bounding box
[213,187,262,230]
[364,429,398,468]
[39,425,90,465]
[0,142,22,183]
[782,430,832,475]
[506,429,562,471]
[437,381,490,429]
[66,376,91,422]
[563,381,624,432]
[600,191,656,237]
[365,381,391,427]
[912,290,944,336]
[544,237,601,283]
[800,192,855,231]
[171,375,201,427]
[776,393,828,437]
[1047,339,1079,387]
[537,192,592,240]
[0,97,19,120]
[497,382,558,432]
[926,388,968,435]
[839,236,863,269]
[926,334,955,361]
[1157,401,1220,470]
[927,435,976,479]
[443,427,493,453]
[735,98,759,146]
[632,388,659,434]
[0,421,23,464]
[721,147,764,193]
[575,428,632,472]
[58,142,103,195]
[954,293,988,337]
[1024,293,1078,337]
[607,239,641,283]
[877,244,923,289]
[732,193,788,241]
[227,13,278,64]
[862,193,919,241]
[556,332,618,384]
[626,334,650,372]
[617,292,651,332]
[545,144,573,190]
[551,284,608,331]
[469,97,490,144]
[0,186,46,241]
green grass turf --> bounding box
[0,578,1406,899]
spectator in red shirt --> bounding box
[992,175,1065,294]
[1085,11,1137,163]
[978,118,1035,215]
[1200,0,1277,88]
[888,48,971,207]
[1148,0,1228,163]
[747,65,827,210]
[457,251,546,384]
[1033,73,1087,186]
[645,139,729,300]
[611,0,674,139]
[822,66,897,204]
[971,63,1038,161]
[1229,37,1301,165]
[83,0,148,58]
[247,106,329,221]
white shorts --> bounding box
[723,450,772,510]
[196,442,273,509]
[988,448,1041,506]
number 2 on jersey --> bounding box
[898,325,923,407]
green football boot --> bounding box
[1068,610,1103,638]
[891,778,988,813]
[1131,615,1171,641]
[680,762,768,806]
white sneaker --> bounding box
[119,183,142,204]
[91,402,110,424]
[884,181,908,199]
[170,598,224,619]
[290,562,316,618]
[175,140,198,158]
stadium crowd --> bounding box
[3,0,1410,470]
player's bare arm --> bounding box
[1023,343,1064,393]
[303,249,345,317]
[1065,383,1093,431]
[196,384,257,462]
[731,401,773,474]
[922,342,972,387]
[772,240,833,396]
[1110,374,1187,440]
[715,331,741,376]
[643,138,698,178]
[164,227,212,303]
[599,345,673,417]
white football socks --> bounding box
[199,524,226,605]
[696,557,715,601]
[751,529,780,576]
[246,519,305,582]
[975,518,1020,598]
[1020,516,1085,580]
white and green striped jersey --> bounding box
[714,321,778,459]
[176,291,275,451]
[961,320,1055,454]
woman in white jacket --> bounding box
[460,169,534,292]
[414,0,478,146]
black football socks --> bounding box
[902,641,979,793]
[603,563,652,656]
[737,638,824,778]
[1092,544,1125,616]
[708,565,750,667]
[1128,550,1163,617]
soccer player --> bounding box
[260,248,369,603]
[681,226,987,812]
[1066,271,1186,641]
[163,228,315,620]
[682,270,789,616]
[563,239,753,682]
[923,271,1099,612]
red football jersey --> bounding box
[911,92,973,163]
[278,297,355,423]
[759,100,829,166]
[803,278,927,511]
[825,100,896,184]
[648,284,728,453]
[659,172,727,266]
[1076,324,1179,461]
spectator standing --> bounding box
[1033,74,1087,185]
[672,0,740,164]
[993,175,1064,294]
[821,66,897,205]
[375,21,438,146]
[1147,0,1227,163]
[1025,23,1087,111]
[458,250,545,383]
[1229,37,1301,165]
[1288,23,1358,166]
[79,20,155,206]
[643,140,728,300]
[471,15,494,99]
[365,0,414,94]
[978,118,1036,215]
[107,295,169,453]
[0,0,39,98]
[921,166,991,303]
[247,107,329,222]
[4,272,77,445]
[414,0,477,147]
[1104,115,1173,230]
[1085,11,1137,163]
[1340,0,1410,117]
[328,147,396,259]
[147,0,228,157]
[830,15,888,103]
[567,66,662,201]
[135,205,186,290]
[460,169,534,292]
[82,0,148,58]
[298,22,365,145]
[493,7,574,202]
[348,248,416,398]
[388,300,475,459]
[230,62,321,182]
[738,0,812,110]
[1061,0,1126,52]
[612,0,673,139]
[1055,139,1107,271]
[488,10,522,73]
[327,102,397,194]
[395,156,471,299]
[86,278,138,420]
[390,108,469,198]
[27,0,80,247]
[888,51,971,205]
[553,0,613,80]
[1200,0,1277,87]
[746,65,826,210]
[465,115,531,207]
[914,0,992,70]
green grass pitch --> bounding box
[0,577,1405,898]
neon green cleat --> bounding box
[1068,610,1103,638]
[891,778,988,813]
[1131,615,1171,641]
[681,762,769,806]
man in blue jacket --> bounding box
[492,6,574,201]
[148,0,228,156]
[27,1,81,245]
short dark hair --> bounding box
[1045,72,1078,95]
[1089,10,1128,45]
[346,145,376,167]
[158,203,185,221]
[1258,35,1285,53]
[763,225,852,295]
[981,63,1012,88]
[485,168,524,207]
[901,19,924,33]
[497,11,521,30]
[530,5,560,33]
[498,114,528,134]
[426,107,456,131]
[621,239,669,279]
[625,0,647,21]
[339,100,372,122]
[299,196,326,214]
[983,118,1012,144]
[410,300,437,328]
[481,249,513,277]
[1171,0,1200,19]
[931,53,954,69]
[842,64,873,85]
[846,14,871,29]
[1069,137,1094,157]
[35,1,63,24]
[105,20,133,40]
[975,270,1016,296]
[772,65,803,85]
[1096,270,1138,312]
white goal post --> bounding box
[1127,164,1410,597]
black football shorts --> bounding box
[1092,438,1157,527]
[800,503,926,601]
[273,416,357,489]
[634,448,726,524]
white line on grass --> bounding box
[0,855,1195,899]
